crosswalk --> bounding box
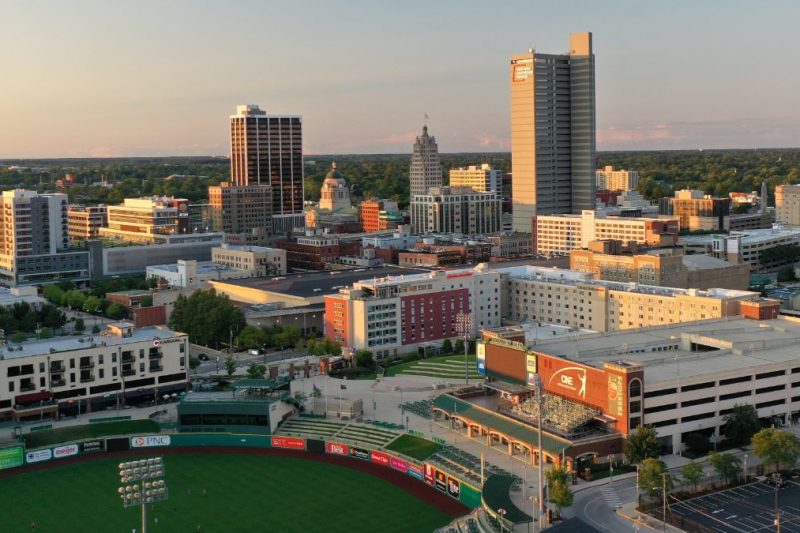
[602,486,623,510]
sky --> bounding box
[1,0,799,157]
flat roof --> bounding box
[211,265,430,298]
[1,325,184,359]
[215,244,281,253]
[682,254,740,270]
[0,288,45,307]
[146,261,247,275]
[529,316,800,387]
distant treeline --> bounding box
[2,148,799,207]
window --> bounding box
[629,378,642,398]
[644,403,676,414]
[644,388,676,399]
[8,381,14,392]
[139,363,145,373]
[682,381,714,392]
[629,400,641,413]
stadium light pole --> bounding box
[118,457,168,533]
[533,373,545,528]
[455,313,472,385]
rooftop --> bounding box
[0,324,184,360]
[527,316,800,387]
[146,261,247,275]
[0,287,45,308]
[215,244,281,253]
[681,254,741,270]
[210,265,431,299]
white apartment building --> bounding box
[704,225,800,271]
[325,264,501,359]
[499,265,758,332]
[533,210,679,256]
[411,186,502,235]
[449,164,500,193]
[212,244,286,276]
[0,322,188,422]
[596,165,639,191]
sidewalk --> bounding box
[617,502,684,533]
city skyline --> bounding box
[1,0,800,158]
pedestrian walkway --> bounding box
[601,486,622,510]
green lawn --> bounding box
[23,420,161,449]
[384,354,479,378]
[0,454,451,532]
[386,434,442,461]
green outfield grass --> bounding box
[0,454,450,532]
[23,420,161,449]
[386,434,442,461]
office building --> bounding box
[409,125,442,200]
[146,259,251,289]
[411,186,501,235]
[229,104,304,228]
[324,265,501,359]
[500,264,759,332]
[659,189,731,231]
[0,322,188,422]
[273,233,361,271]
[701,225,800,271]
[569,242,750,290]
[0,190,90,286]
[360,199,401,233]
[510,32,596,232]
[208,181,273,236]
[211,243,287,277]
[449,164,500,192]
[596,166,639,191]
[67,204,107,240]
[776,184,800,225]
[532,210,679,256]
[188,203,214,232]
[100,196,189,244]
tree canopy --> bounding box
[625,425,660,464]
[722,404,761,446]
[708,452,741,486]
[168,289,246,349]
[751,428,800,472]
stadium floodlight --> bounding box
[118,457,168,533]
[532,373,546,529]
[455,313,472,385]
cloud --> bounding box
[381,131,419,144]
[471,131,510,150]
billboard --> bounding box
[106,437,130,452]
[0,446,24,471]
[53,444,78,459]
[537,354,611,411]
[270,437,305,450]
[434,470,447,492]
[306,439,325,454]
[607,374,624,417]
[325,442,349,456]
[26,449,52,464]
[424,463,435,485]
[389,456,409,473]
[80,440,105,454]
[407,463,424,481]
[131,435,171,448]
[350,446,370,461]
[370,450,389,467]
[447,476,461,499]
[476,342,486,375]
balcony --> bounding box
[79,360,94,369]
[51,379,66,387]
[122,368,136,377]
[149,363,163,373]
[122,353,135,364]
[148,351,163,359]
[49,363,64,373]
[20,382,36,392]
[80,374,94,383]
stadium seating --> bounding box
[505,393,600,435]
[401,399,433,419]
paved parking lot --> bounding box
[670,480,800,532]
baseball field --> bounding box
[0,450,456,532]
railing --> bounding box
[80,375,94,383]
[20,382,36,392]
[49,365,64,373]
[51,380,66,387]
[79,361,94,369]
[122,368,136,377]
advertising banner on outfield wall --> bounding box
[80,440,105,454]
[131,435,171,448]
[350,446,370,461]
[447,476,460,499]
[424,463,435,485]
[407,463,424,481]
[0,446,24,470]
[270,437,305,450]
[370,450,389,466]
[53,444,78,459]
[26,449,52,463]
[389,456,408,473]
[434,470,447,492]
[325,442,349,456]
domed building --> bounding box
[319,162,352,211]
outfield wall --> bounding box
[0,432,481,509]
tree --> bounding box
[83,295,102,314]
[91,324,101,334]
[708,452,741,487]
[65,290,86,310]
[140,295,153,307]
[638,458,671,498]
[42,285,65,306]
[545,466,573,518]
[237,325,268,350]
[106,302,127,320]
[751,428,800,473]
[625,425,660,464]
[189,357,201,374]
[247,363,267,379]
[453,338,464,355]
[355,349,375,370]
[224,356,236,377]
[168,289,246,349]
[684,432,710,456]
[441,339,453,354]
[681,461,703,494]
[9,332,26,344]
[722,404,761,446]
[74,318,85,333]
[37,327,53,339]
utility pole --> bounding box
[533,374,545,528]
[662,473,667,533]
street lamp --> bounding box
[498,508,507,533]
[118,457,169,533]
[528,496,537,533]
[532,374,546,529]
[455,312,472,385]
[743,454,748,483]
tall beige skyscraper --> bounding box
[510,32,596,232]
[409,125,442,198]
